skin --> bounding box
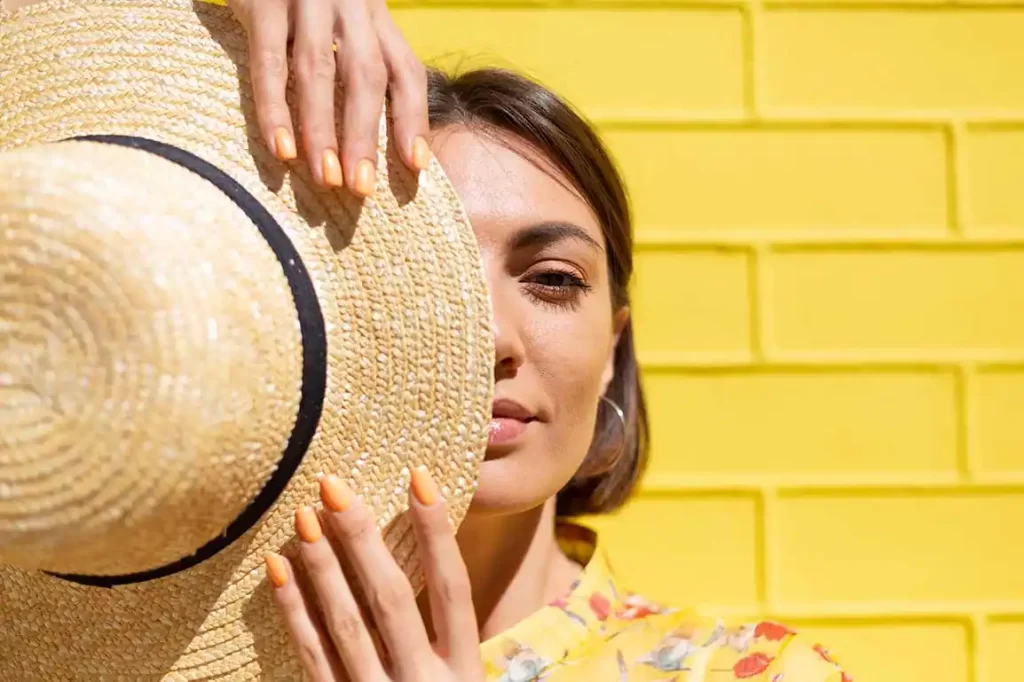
[224,0,430,193]
[268,127,630,681]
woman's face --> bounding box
[429,125,625,515]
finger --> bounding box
[320,474,434,679]
[295,506,389,681]
[243,0,297,161]
[375,13,430,172]
[294,0,342,185]
[409,467,482,678]
[264,552,346,682]
[225,0,253,29]
[336,1,387,196]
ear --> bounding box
[600,306,630,395]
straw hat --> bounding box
[0,0,494,678]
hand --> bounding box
[264,468,484,681]
[226,0,430,195]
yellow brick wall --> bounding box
[393,4,1024,681]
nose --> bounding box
[491,286,526,380]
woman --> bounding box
[226,1,852,680]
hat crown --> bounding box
[0,140,308,576]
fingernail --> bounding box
[295,506,322,543]
[353,159,376,197]
[265,552,289,587]
[320,474,353,513]
[274,127,296,161]
[411,136,431,172]
[410,466,438,506]
[322,149,343,187]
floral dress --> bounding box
[481,524,851,682]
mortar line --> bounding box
[757,488,780,612]
[741,0,762,118]
[970,613,987,682]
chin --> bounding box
[463,448,574,517]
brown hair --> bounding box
[425,68,649,516]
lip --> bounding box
[487,399,537,447]
[490,398,536,422]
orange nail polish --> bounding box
[411,136,431,172]
[265,553,289,587]
[274,127,296,161]
[320,474,353,513]
[295,506,323,543]
[353,159,375,196]
[322,149,343,187]
[410,466,438,506]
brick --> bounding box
[976,369,1024,474]
[643,370,957,477]
[989,618,1024,682]
[964,129,1024,229]
[769,249,1024,352]
[601,128,946,232]
[776,492,1024,603]
[631,249,750,358]
[762,10,1024,110]
[586,495,758,606]
[785,620,968,682]
[392,9,743,115]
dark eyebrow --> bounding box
[508,221,604,254]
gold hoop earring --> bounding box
[577,396,629,479]
[600,395,626,436]
[599,394,627,460]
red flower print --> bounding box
[588,592,611,621]
[754,621,795,641]
[615,594,663,621]
[814,644,836,665]
[734,652,774,678]
[550,596,569,609]
[841,674,854,682]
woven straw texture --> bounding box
[0,0,494,678]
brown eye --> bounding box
[522,268,592,311]
[532,271,586,289]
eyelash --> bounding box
[522,268,593,311]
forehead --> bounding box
[427,126,601,246]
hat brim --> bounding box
[0,0,494,678]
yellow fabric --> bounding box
[480,524,851,682]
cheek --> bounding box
[529,306,614,443]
